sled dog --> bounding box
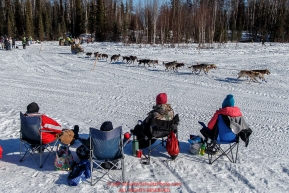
[148,60,159,67]
[174,63,185,71]
[138,59,150,66]
[111,54,121,62]
[252,69,270,82]
[86,52,92,57]
[163,61,177,71]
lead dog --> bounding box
[252,69,270,82]
[237,70,262,82]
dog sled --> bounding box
[71,44,84,54]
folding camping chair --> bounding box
[140,114,179,164]
[205,115,240,164]
[89,126,125,186]
[19,112,59,168]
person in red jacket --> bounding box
[207,94,242,130]
[25,102,79,144]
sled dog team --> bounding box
[85,51,270,82]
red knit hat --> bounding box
[156,93,167,104]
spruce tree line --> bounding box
[0,0,289,43]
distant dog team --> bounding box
[82,52,270,83]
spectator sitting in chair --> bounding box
[78,121,119,169]
[145,92,175,124]
[132,93,179,149]
[24,102,79,145]
[200,94,252,147]
[78,121,114,148]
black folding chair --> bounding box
[140,114,179,164]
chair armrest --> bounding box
[39,129,61,133]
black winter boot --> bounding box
[73,125,79,140]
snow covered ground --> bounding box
[0,41,288,193]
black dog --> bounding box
[86,52,92,57]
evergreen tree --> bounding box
[58,0,66,37]
[88,1,96,37]
[112,21,121,42]
[0,0,4,35]
[96,0,106,41]
[74,0,85,37]
[25,0,34,37]
[42,1,52,40]
[35,0,44,40]
[14,0,24,37]
[51,0,61,39]
[64,0,70,37]
[5,0,14,37]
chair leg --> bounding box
[209,143,239,164]
[234,143,239,163]
[121,158,125,182]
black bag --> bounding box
[67,160,90,186]
[132,121,156,149]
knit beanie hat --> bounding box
[100,121,113,131]
[156,93,168,104]
[222,94,235,108]
[27,102,39,113]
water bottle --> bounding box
[199,143,206,156]
[132,135,139,156]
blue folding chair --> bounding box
[89,126,125,186]
[19,112,59,168]
[206,115,239,164]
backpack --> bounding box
[54,145,74,171]
[166,132,179,160]
[67,159,91,186]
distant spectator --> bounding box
[9,37,12,50]
[22,37,26,49]
[12,37,16,49]
[261,38,266,46]
[4,37,9,50]
[29,36,32,45]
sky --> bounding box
[0,41,288,192]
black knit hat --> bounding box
[100,121,113,131]
[27,102,39,113]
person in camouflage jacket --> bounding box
[145,92,174,124]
